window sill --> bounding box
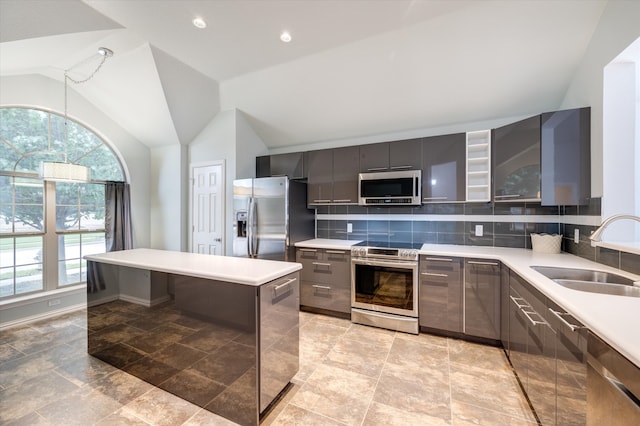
[592,241,640,256]
[0,283,86,309]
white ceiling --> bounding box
[0,0,607,149]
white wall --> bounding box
[0,74,151,249]
[188,109,268,255]
[560,0,640,198]
[150,144,188,251]
[236,110,269,178]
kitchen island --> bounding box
[85,249,301,426]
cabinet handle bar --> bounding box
[548,308,585,332]
[510,295,530,309]
[421,272,449,277]
[522,309,548,327]
[468,261,499,266]
[312,284,331,291]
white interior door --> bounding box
[191,162,224,255]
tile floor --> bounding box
[0,309,536,425]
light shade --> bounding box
[40,162,91,182]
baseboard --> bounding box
[119,294,171,307]
[0,303,85,331]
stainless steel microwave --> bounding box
[358,170,422,206]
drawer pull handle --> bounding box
[510,295,530,309]
[299,249,317,253]
[468,261,499,266]
[390,165,412,170]
[325,250,346,255]
[548,308,585,332]
[312,199,331,203]
[522,309,548,327]
[421,272,449,278]
[422,197,448,201]
[312,284,331,291]
[494,194,521,199]
[273,278,296,298]
[367,167,388,171]
[332,199,352,203]
[424,257,453,262]
[312,262,331,267]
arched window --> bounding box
[0,107,125,299]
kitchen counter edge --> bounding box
[85,248,301,286]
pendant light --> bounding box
[40,47,114,182]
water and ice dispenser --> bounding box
[235,211,247,238]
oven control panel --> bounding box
[351,246,419,261]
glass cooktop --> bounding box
[354,241,423,250]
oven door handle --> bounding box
[352,259,417,269]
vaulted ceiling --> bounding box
[0,0,607,149]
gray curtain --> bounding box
[105,182,133,252]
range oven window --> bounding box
[353,263,414,311]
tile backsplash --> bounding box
[314,197,640,276]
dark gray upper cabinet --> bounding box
[306,149,333,205]
[332,146,360,204]
[255,152,305,179]
[541,107,591,206]
[492,115,541,202]
[359,142,389,172]
[389,138,422,171]
[359,139,422,172]
[421,133,465,202]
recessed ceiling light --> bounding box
[193,17,207,29]
[280,31,292,43]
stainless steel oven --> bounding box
[350,242,419,334]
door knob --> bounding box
[214,238,222,242]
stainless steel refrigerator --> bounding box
[233,176,314,261]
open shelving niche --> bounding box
[466,130,491,202]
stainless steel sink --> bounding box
[530,266,640,297]
[552,279,640,297]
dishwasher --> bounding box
[587,332,640,424]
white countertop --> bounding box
[295,239,362,250]
[85,248,301,286]
[295,239,640,367]
[423,244,640,367]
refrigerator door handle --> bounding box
[248,197,258,257]
[247,197,254,257]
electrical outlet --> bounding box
[475,224,483,237]
[48,299,60,307]
[574,228,580,243]
[347,223,353,233]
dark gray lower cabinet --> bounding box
[464,259,501,340]
[509,271,587,425]
[548,299,587,425]
[419,255,463,333]
[296,248,350,315]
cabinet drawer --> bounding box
[420,255,462,275]
[297,249,350,285]
[300,280,351,314]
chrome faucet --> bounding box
[590,214,640,246]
